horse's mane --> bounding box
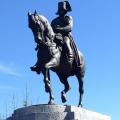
[37,15,55,39]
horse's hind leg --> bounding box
[59,75,71,103]
[76,72,84,107]
[42,69,54,104]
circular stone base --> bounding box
[7,104,111,120]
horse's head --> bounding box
[28,11,45,44]
[28,11,55,46]
[28,11,45,31]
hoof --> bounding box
[48,100,55,105]
[78,103,83,108]
[61,92,67,103]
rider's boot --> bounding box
[30,64,41,74]
[64,37,74,63]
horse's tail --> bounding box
[75,51,85,77]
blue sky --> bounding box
[0,0,120,119]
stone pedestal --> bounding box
[7,104,111,120]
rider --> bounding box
[51,0,74,63]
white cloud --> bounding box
[0,64,21,77]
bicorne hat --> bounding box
[56,1,72,15]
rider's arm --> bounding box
[55,16,73,33]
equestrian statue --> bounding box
[28,1,85,107]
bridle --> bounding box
[30,14,51,47]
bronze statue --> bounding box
[28,1,85,107]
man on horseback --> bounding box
[31,0,80,73]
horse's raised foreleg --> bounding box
[42,68,54,104]
[59,75,71,103]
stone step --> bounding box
[13,112,75,120]
[14,105,71,116]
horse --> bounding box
[28,11,85,107]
